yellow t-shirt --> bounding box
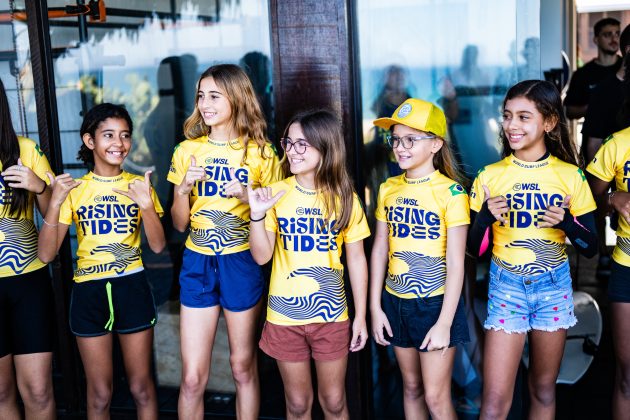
[470,154,596,274]
[167,137,280,255]
[0,137,52,276]
[59,171,164,282]
[264,176,370,326]
[375,171,469,298]
[587,128,630,266]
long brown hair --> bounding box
[0,78,28,216]
[281,110,357,232]
[183,64,269,165]
[500,80,579,167]
[433,137,467,187]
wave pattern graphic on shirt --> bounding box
[75,243,141,277]
[0,218,38,274]
[617,237,630,257]
[269,266,346,322]
[495,239,565,274]
[191,209,248,252]
[386,251,446,297]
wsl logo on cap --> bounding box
[397,103,412,118]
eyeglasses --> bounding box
[280,137,311,154]
[387,134,436,149]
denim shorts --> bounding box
[381,290,470,351]
[179,248,263,311]
[485,260,577,333]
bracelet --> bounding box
[609,191,616,208]
[35,181,47,195]
[250,213,266,222]
[42,218,58,227]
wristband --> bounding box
[250,213,266,222]
[36,181,47,195]
[43,218,58,227]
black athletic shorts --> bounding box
[69,270,157,337]
[0,267,54,357]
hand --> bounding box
[47,172,81,208]
[113,170,154,210]
[420,321,450,356]
[610,191,630,224]
[483,185,509,224]
[246,184,285,219]
[175,155,206,196]
[223,167,247,201]
[370,307,392,346]
[538,195,571,228]
[350,317,368,352]
[1,158,46,193]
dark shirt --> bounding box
[582,74,624,139]
[565,57,622,108]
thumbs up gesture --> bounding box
[483,185,509,224]
[538,195,571,228]
[176,155,207,196]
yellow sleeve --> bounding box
[166,144,187,186]
[257,144,282,187]
[150,186,164,217]
[569,168,597,217]
[469,170,485,212]
[59,194,73,225]
[586,135,618,183]
[374,182,387,222]
[445,184,470,228]
[26,143,53,182]
[343,194,371,243]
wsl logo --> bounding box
[94,195,119,203]
[396,197,418,206]
[513,183,540,191]
[195,159,249,198]
[296,207,323,216]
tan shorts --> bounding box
[259,319,350,362]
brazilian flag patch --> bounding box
[449,183,465,196]
[173,143,181,152]
[603,135,614,144]
[34,144,44,157]
[577,168,586,181]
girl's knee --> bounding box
[482,390,512,419]
[402,378,425,401]
[318,390,346,416]
[89,384,113,412]
[181,372,208,398]
[229,354,256,386]
[529,378,556,407]
[22,383,54,410]
[129,377,155,406]
[286,392,313,418]
[424,387,452,415]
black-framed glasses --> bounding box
[280,137,311,154]
[387,134,436,149]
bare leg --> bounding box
[393,346,429,420]
[0,354,19,420]
[76,334,114,420]
[119,329,157,420]
[14,352,55,419]
[611,302,630,419]
[314,356,349,419]
[418,348,457,420]
[277,360,313,420]
[527,329,566,420]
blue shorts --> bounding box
[179,248,263,311]
[485,260,577,333]
[608,260,630,303]
[381,291,470,351]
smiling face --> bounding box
[284,122,322,180]
[197,76,232,130]
[83,117,131,175]
[391,124,443,178]
[502,96,554,160]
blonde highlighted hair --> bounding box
[281,110,359,232]
[183,64,270,164]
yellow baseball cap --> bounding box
[373,98,447,139]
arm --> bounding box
[1,159,51,215]
[171,155,206,232]
[421,224,468,353]
[466,204,494,257]
[113,171,166,254]
[369,220,392,345]
[37,173,79,263]
[247,185,284,264]
[538,196,598,258]
[346,239,369,352]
